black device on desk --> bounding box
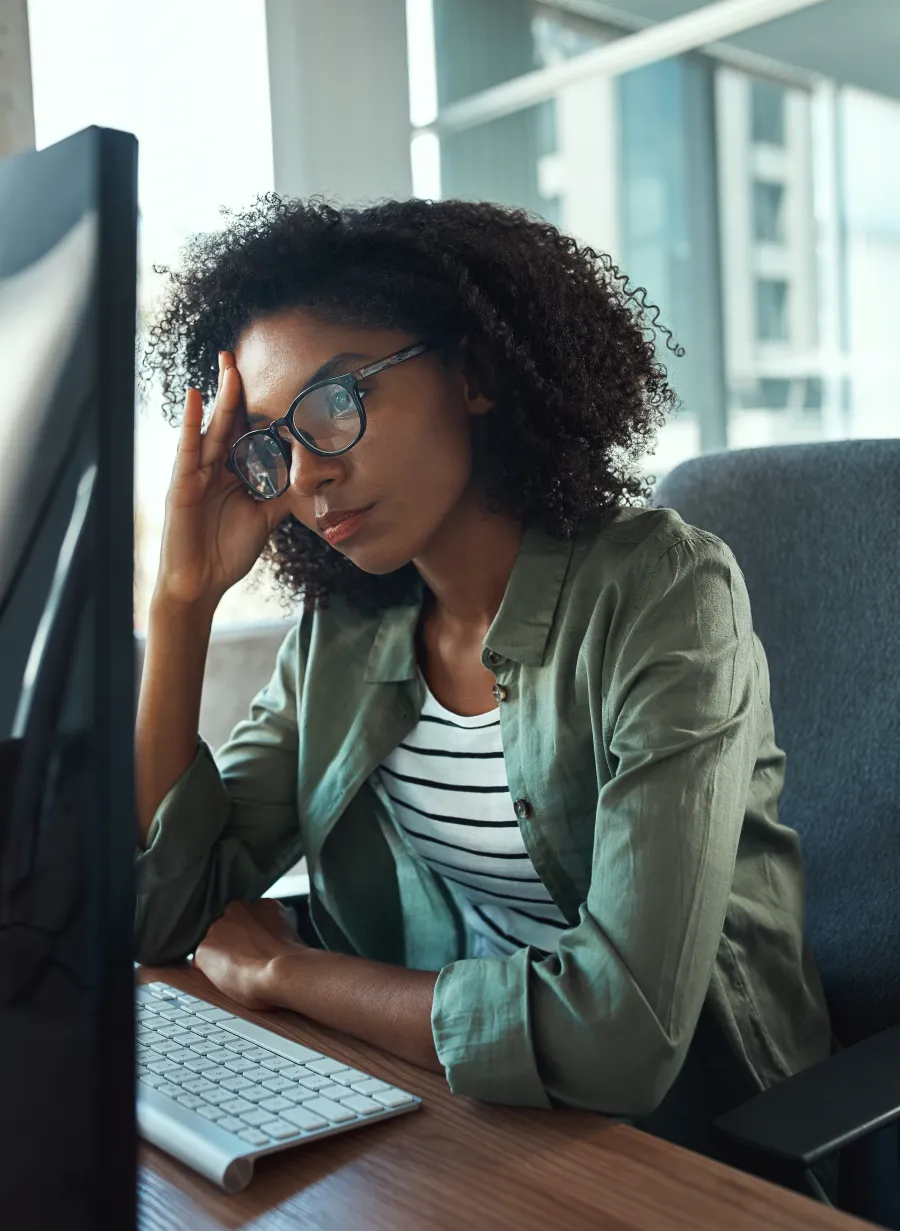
[0,126,138,1229]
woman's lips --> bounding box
[321,505,375,545]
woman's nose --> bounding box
[287,435,344,495]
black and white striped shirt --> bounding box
[377,667,568,957]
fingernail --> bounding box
[218,351,224,375]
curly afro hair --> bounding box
[138,193,682,616]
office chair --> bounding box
[654,439,900,1228]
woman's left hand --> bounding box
[192,898,307,1010]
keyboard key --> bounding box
[245,1047,277,1063]
[302,1097,356,1123]
[372,1089,416,1109]
[197,1103,225,1122]
[188,1041,219,1056]
[157,1007,189,1022]
[206,1049,238,1064]
[238,1128,270,1146]
[258,1119,299,1140]
[220,1097,254,1115]
[280,1064,312,1082]
[328,1068,370,1087]
[316,1084,349,1101]
[259,1095,292,1114]
[282,1105,329,1132]
[157,1082,183,1099]
[202,1088,234,1107]
[221,1076,253,1094]
[351,1078,391,1096]
[149,983,179,999]
[258,1055,293,1072]
[203,1066,234,1082]
[184,1057,215,1073]
[297,1074,333,1092]
[170,1030,198,1045]
[305,1059,350,1077]
[339,1095,383,1116]
[195,1007,232,1023]
[176,1093,205,1111]
[223,1057,255,1074]
[240,1108,272,1127]
[223,1039,256,1054]
[282,1086,315,1105]
[162,1066,193,1085]
[242,1067,276,1084]
[217,1116,244,1134]
[239,1085,272,1104]
[261,1076,296,1094]
[146,1059,178,1076]
[139,1072,167,1088]
[190,1023,222,1038]
[154,1025,182,1039]
[277,1042,322,1063]
[207,1030,236,1045]
[176,993,204,1007]
[167,1048,199,1064]
[182,1077,216,1095]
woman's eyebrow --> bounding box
[244,351,371,428]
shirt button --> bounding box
[514,799,531,820]
[486,649,505,667]
[492,683,508,702]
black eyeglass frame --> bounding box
[225,339,439,499]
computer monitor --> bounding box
[0,126,138,1229]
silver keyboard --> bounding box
[136,981,421,1192]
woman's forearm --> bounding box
[264,949,443,1073]
[135,592,218,846]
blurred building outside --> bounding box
[18,0,900,631]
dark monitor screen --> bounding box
[0,126,137,1230]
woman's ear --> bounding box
[457,335,496,416]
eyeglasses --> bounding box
[225,339,437,500]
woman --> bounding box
[135,195,832,1186]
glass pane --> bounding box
[840,86,900,440]
[752,180,785,242]
[432,0,605,107]
[618,54,723,473]
[751,79,786,145]
[755,279,789,340]
[717,66,823,449]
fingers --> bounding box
[200,351,242,466]
[173,385,203,479]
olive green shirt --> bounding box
[135,506,832,1121]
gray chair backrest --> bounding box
[654,439,900,1046]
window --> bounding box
[751,79,786,145]
[755,279,790,341]
[27,0,283,630]
[752,180,785,243]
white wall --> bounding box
[265,0,413,204]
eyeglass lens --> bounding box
[232,382,361,497]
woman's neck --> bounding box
[412,493,525,639]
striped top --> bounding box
[376,667,568,957]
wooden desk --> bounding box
[138,966,874,1231]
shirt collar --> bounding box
[364,520,577,683]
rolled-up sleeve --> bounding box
[432,536,759,1116]
[135,620,306,966]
